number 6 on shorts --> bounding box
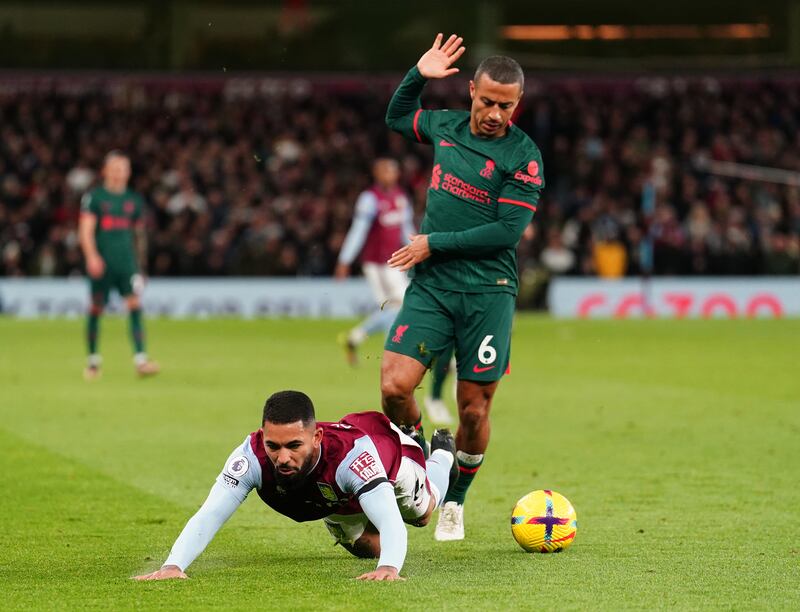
[478,335,496,365]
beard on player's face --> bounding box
[264,421,323,490]
[273,448,316,489]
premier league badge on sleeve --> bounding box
[226,455,249,477]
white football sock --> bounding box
[426,449,454,507]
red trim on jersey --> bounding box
[412,109,424,143]
[498,197,537,212]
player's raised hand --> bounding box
[387,234,431,271]
[417,33,466,80]
[132,565,188,581]
[356,566,406,581]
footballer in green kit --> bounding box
[381,34,544,541]
[78,151,159,379]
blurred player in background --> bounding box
[335,158,415,366]
[424,343,455,425]
[133,390,457,582]
[382,34,544,541]
[78,151,159,379]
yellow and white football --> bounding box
[511,489,577,553]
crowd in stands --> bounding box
[1,75,799,279]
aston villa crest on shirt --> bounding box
[317,482,339,502]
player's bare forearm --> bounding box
[134,225,148,273]
[79,214,105,278]
[78,214,99,260]
[334,263,350,280]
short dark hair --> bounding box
[103,149,129,164]
[474,56,524,90]
[262,390,316,426]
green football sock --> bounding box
[444,450,484,505]
[129,308,146,354]
[87,313,100,356]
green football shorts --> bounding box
[384,281,515,382]
[89,264,140,305]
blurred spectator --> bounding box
[763,233,800,274]
[540,227,575,275]
[0,75,799,279]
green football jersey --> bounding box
[80,186,144,269]
[386,66,545,295]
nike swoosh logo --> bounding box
[472,364,495,373]
[439,140,456,147]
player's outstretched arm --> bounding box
[416,33,465,80]
[355,482,408,581]
[385,33,464,142]
[132,481,245,581]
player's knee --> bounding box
[380,375,413,406]
[89,303,104,316]
[458,401,489,431]
[126,296,141,310]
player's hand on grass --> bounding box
[388,234,431,271]
[417,33,465,80]
[133,565,188,581]
[87,254,105,279]
[356,566,405,581]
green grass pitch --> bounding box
[1,316,799,610]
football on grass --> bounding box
[511,489,577,553]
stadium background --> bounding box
[2,0,799,309]
[2,2,799,610]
